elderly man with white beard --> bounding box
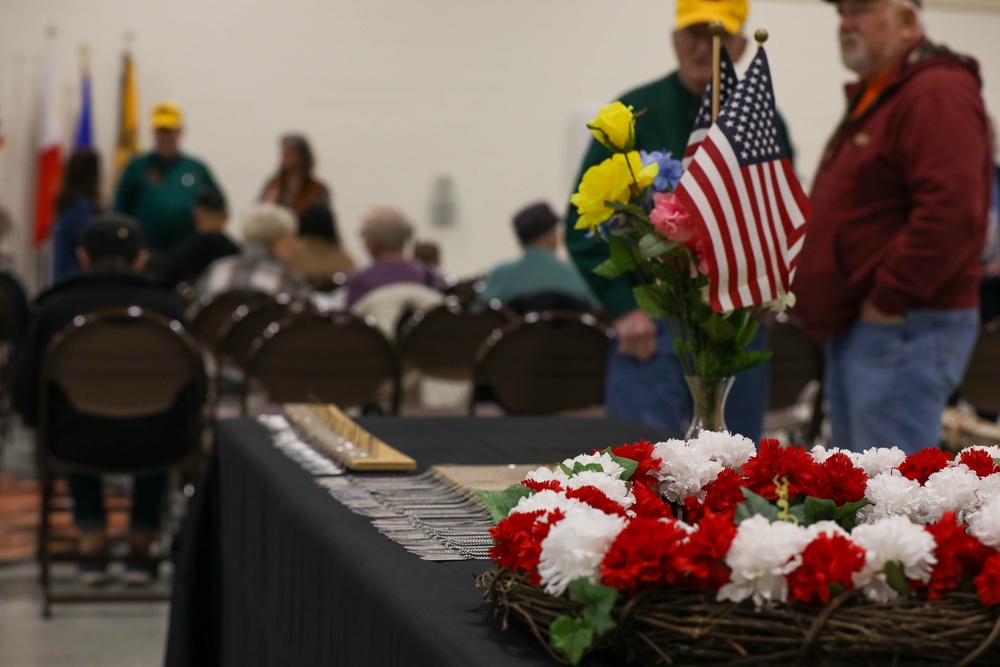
[792,0,991,453]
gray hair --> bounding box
[241,202,297,245]
[361,207,413,253]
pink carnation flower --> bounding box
[649,193,696,244]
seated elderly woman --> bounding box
[191,202,309,307]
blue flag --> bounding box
[73,72,93,150]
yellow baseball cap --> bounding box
[676,0,748,34]
[151,101,183,130]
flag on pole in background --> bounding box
[115,50,139,178]
[33,36,64,246]
[73,49,93,150]
[674,48,810,313]
[682,47,738,169]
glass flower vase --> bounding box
[683,375,735,439]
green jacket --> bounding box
[113,152,223,252]
[564,71,794,320]
[481,247,598,306]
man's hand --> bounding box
[859,299,905,325]
[613,309,658,362]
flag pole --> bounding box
[709,20,725,122]
[755,29,769,49]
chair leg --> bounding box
[39,472,54,615]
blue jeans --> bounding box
[824,308,979,454]
[605,319,768,441]
[66,473,168,534]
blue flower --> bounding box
[640,150,685,193]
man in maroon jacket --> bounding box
[792,0,990,453]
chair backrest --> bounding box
[398,301,515,380]
[215,297,310,368]
[189,289,276,353]
[505,290,594,316]
[959,320,1000,413]
[472,311,612,414]
[350,282,444,338]
[442,275,486,306]
[243,311,400,413]
[40,306,205,472]
[768,316,824,411]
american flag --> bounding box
[675,48,810,313]
[682,47,738,169]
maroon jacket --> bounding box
[792,41,991,339]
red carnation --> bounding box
[818,453,868,506]
[974,553,1000,606]
[740,439,823,501]
[611,440,663,487]
[674,509,738,589]
[489,509,564,585]
[898,449,953,485]
[565,485,628,517]
[521,479,563,493]
[601,517,689,594]
[786,533,866,605]
[631,479,674,520]
[959,449,1000,478]
[683,468,743,525]
[920,512,993,600]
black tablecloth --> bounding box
[164,416,669,667]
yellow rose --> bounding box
[588,102,635,152]
[571,152,659,231]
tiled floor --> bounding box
[0,423,169,667]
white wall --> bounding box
[1,0,999,290]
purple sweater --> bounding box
[345,259,443,307]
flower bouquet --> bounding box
[477,435,1000,666]
[570,101,774,434]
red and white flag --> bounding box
[33,37,64,246]
[675,48,810,313]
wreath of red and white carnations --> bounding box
[478,434,1000,663]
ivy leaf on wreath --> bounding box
[476,484,534,524]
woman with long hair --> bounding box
[53,149,102,281]
[259,134,330,215]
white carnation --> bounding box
[809,520,849,539]
[562,452,626,480]
[963,445,1000,460]
[863,471,923,522]
[692,430,757,469]
[977,474,1000,508]
[970,496,1000,549]
[809,445,858,465]
[653,439,724,503]
[510,489,587,517]
[851,516,937,602]
[523,466,570,487]
[717,516,812,607]
[854,447,907,477]
[921,465,981,523]
[536,506,627,596]
[565,471,635,509]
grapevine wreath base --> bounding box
[479,568,1000,667]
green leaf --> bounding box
[568,578,618,636]
[592,257,627,280]
[633,285,668,318]
[803,496,838,525]
[701,314,737,344]
[694,348,724,380]
[638,233,677,259]
[735,487,779,523]
[608,235,635,269]
[833,498,870,531]
[475,484,534,524]
[734,315,760,348]
[550,616,592,665]
[600,448,639,481]
[718,350,772,377]
[604,200,646,218]
[884,560,908,596]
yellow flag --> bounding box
[114,51,138,179]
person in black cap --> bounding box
[161,187,240,289]
[13,214,189,586]
[480,201,597,312]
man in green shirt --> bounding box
[113,101,224,271]
[481,202,597,312]
[565,0,793,440]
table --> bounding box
[164,416,669,667]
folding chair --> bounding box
[36,306,205,615]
